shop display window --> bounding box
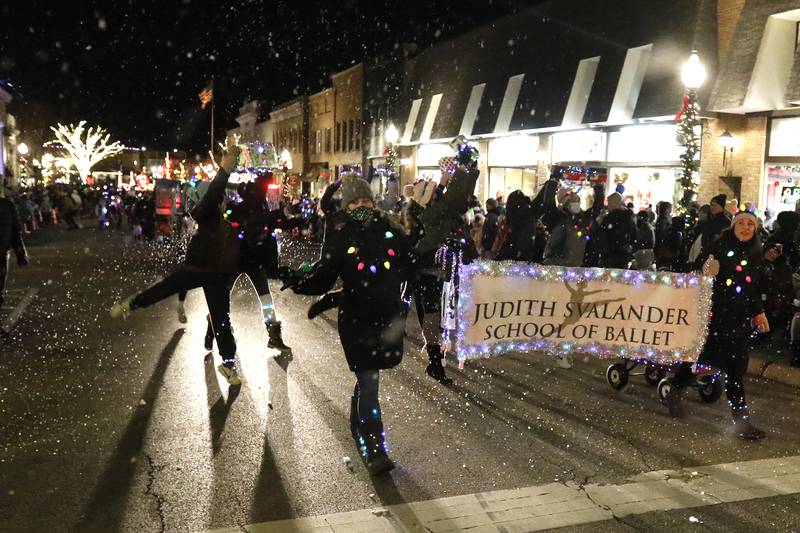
[488,167,537,201]
[606,167,681,212]
[765,166,800,214]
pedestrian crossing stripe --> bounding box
[207,454,800,532]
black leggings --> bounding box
[132,266,237,363]
[673,352,749,414]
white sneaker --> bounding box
[177,302,187,323]
[110,297,134,320]
[217,364,241,386]
[552,353,574,369]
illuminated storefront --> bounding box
[486,135,540,200]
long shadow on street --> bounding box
[76,329,184,531]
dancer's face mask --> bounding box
[349,206,373,222]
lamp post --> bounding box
[718,129,735,176]
[677,51,705,211]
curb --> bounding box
[748,354,800,387]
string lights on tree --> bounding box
[49,121,124,181]
[676,51,705,212]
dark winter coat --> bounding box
[758,255,793,325]
[229,201,302,277]
[293,211,416,372]
[414,166,480,267]
[185,167,242,274]
[495,190,536,262]
[696,230,763,366]
[700,211,731,249]
[543,210,591,266]
[0,197,26,260]
[596,209,636,268]
[481,206,500,254]
[767,211,800,269]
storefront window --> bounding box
[765,166,800,214]
[488,167,537,200]
[606,167,681,212]
[417,167,442,183]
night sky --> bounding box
[1,0,543,156]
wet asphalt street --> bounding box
[2,226,800,532]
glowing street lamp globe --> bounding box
[385,124,399,145]
[18,142,29,155]
[681,51,706,90]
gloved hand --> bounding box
[418,181,437,207]
[220,146,242,173]
[702,255,720,277]
[17,255,28,267]
[276,266,296,290]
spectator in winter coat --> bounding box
[0,185,29,311]
[481,198,500,258]
[654,201,672,268]
[494,190,537,262]
[287,176,416,476]
[701,194,731,249]
[543,190,592,267]
[596,192,636,269]
[631,211,655,270]
[758,243,793,343]
[668,211,769,440]
[766,211,800,269]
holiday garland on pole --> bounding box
[675,91,701,211]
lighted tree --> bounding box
[49,121,124,180]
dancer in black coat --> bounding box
[286,176,416,475]
[667,211,769,440]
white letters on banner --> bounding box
[456,261,713,364]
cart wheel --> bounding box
[644,364,662,386]
[697,375,723,403]
[606,363,629,391]
[657,378,672,403]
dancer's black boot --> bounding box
[267,321,291,354]
[425,344,453,384]
[358,418,395,475]
[732,407,766,441]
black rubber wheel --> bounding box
[606,363,629,391]
[657,378,672,403]
[644,364,662,386]
[697,375,723,403]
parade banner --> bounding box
[456,261,713,364]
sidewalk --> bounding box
[749,349,800,387]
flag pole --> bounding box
[210,83,215,159]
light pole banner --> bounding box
[456,261,713,364]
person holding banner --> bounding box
[283,176,416,475]
[666,210,770,440]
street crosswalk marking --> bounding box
[1,288,38,334]
[207,455,800,532]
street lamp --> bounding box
[719,129,736,174]
[681,51,706,90]
[18,142,29,156]
[385,124,399,145]
[279,148,292,170]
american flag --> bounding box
[198,81,213,110]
